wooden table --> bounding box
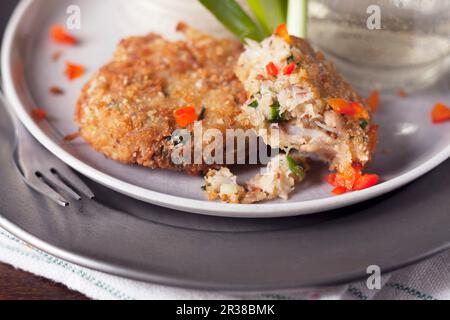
[0,263,89,300]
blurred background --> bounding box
[0,1,17,42]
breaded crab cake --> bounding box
[235,27,378,174]
[75,23,246,175]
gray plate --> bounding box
[2,0,450,217]
[0,98,449,291]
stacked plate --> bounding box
[0,0,449,291]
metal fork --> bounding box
[0,92,94,206]
[12,123,95,206]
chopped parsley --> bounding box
[268,102,286,123]
[286,156,306,179]
[287,55,295,64]
[249,100,259,108]
[198,106,206,121]
[359,119,369,130]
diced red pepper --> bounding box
[283,62,296,75]
[367,90,380,113]
[274,23,291,44]
[335,164,362,190]
[50,25,78,45]
[266,62,279,77]
[65,62,85,80]
[353,102,370,119]
[326,164,360,190]
[174,106,197,127]
[353,174,380,191]
[327,98,369,119]
[31,108,47,122]
[326,163,379,194]
[64,131,80,142]
[256,74,265,80]
[332,187,348,195]
[432,102,450,124]
[328,98,356,116]
[326,173,337,187]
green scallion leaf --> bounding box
[287,0,309,39]
[199,0,265,41]
[246,0,288,35]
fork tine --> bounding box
[50,167,95,199]
[25,174,69,207]
[45,170,82,201]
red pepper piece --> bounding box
[266,62,279,77]
[283,62,296,75]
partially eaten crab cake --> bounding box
[235,26,378,174]
[204,154,307,204]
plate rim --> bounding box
[2,0,450,218]
[1,212,449,292]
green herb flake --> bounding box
[249,100,259,108]
[268,102,286,123]
[359,119,369,130]
[286,156,305,179]
[198,106,206,121]
[287,55,295,64]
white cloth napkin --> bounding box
[0,227,448,300]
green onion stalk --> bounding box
[199,0,309,42]
[199,0,266,41]
[246,0,288,35]
[287,0,309,39]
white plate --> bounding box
[2,0,450,218]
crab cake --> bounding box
[75,23,247,175]
[235,31,378,174]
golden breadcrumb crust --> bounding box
[75,23,247,175]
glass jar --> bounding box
[308,0,450,91]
